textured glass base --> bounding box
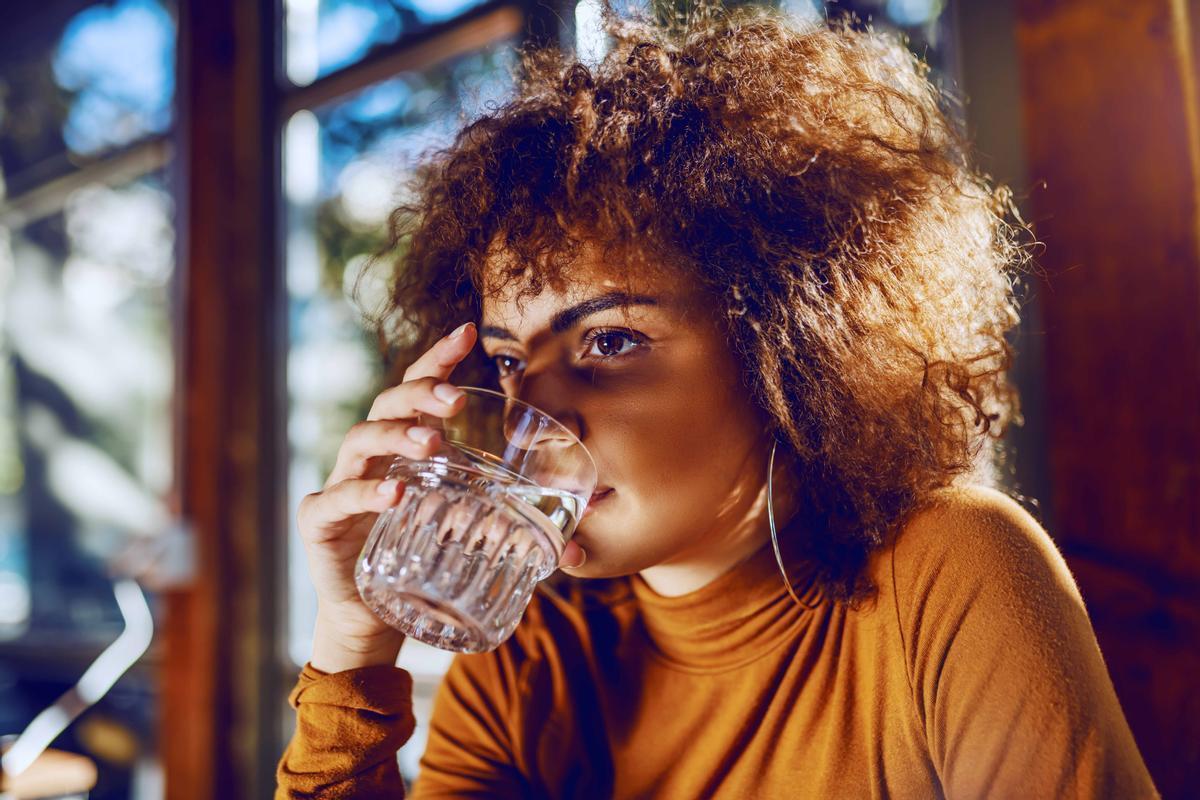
[355,464,564,653]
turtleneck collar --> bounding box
[629,533,823,673]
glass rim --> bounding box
[453,385,598,478]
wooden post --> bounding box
[168,0,283,797]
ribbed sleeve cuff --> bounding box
[288,662,415,714]
[276,663,416,799]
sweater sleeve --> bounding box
[276,646,534,798]
[275,663,415,799]
[891,485,1159,799]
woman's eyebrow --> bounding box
[479,292,661,342]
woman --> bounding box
[277,3,1157,797]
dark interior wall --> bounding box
[953,1,1200,796]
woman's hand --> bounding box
[298,321,476,673]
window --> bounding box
[0,1,177,797]
[284,0,500,84]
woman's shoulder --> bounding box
[880,482,1079,608]
[868,481,1095,677]
[867,486,1159,797]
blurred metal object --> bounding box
[108,518,195,591]
[0,580,153,780]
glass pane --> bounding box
[284,38,518,781]
[0,3,176,797]
[284,0,496,86]
[1,171,175,641]
[0,0,176,196]
[0,170,174,800]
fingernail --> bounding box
[406,426,436,443]
[433,383,464,405]
[449,322,472,339]
[376,479,399,495]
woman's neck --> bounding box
[643,434,801,597]
[637,526,774,597]
[637,460,800,597]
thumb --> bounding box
[559,539,587,569]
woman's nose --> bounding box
[503,373,584,448]
[499,373,594,497]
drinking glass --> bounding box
[354,386,597,653]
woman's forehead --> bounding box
[480,271,677,329]
[477,234,719,338]
[481,241,684,310]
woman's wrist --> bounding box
[310,608,405,673]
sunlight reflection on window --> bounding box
[886,0,944,27]
[575,0,608,68]
[52,0,175,156]
[781,0,824,23]
[1,173,174,637]
[0,227,28,635]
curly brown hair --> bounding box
[357,0,1034,602]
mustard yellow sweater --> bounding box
[276,485,1157,798]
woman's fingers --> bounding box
[559,539,587,569]
[366,375,468,423]
[401,321,477,384]
[324,418,443,488]
[299,476,405,545]
[323,321,477,489]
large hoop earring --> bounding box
[768,439,815,610]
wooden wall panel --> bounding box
[1011,1,1200,795]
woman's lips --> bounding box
[582,487,613,518]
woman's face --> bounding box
[478,241,789,584]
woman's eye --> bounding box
[584,329,644,360]
[488,329,644,378]
[491,354,524,378]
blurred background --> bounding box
[0,0,1195,798]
